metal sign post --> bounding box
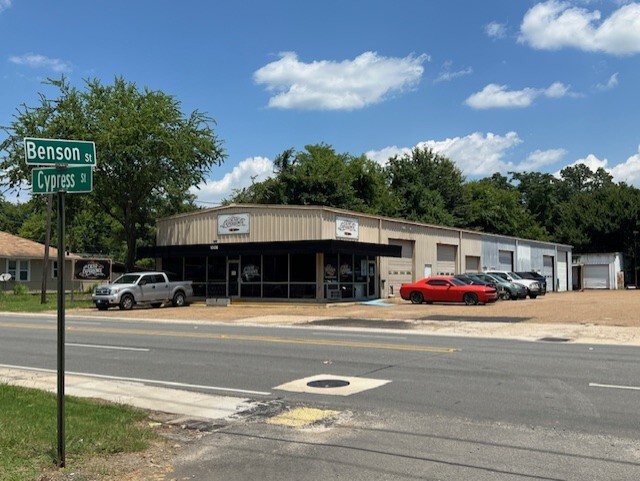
[25,137,96,469]
[56,191,66,468]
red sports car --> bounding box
[399,276,498,305]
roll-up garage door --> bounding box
[388,239,413,296]
[465,255,480,273]
[542,255,554,292]
[584,265,610,289]
[557,253,568,291]
[498,250,513,271]
[437,244,457,275]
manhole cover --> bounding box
[307,379,350,389]
[538,337,571,342]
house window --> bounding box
[51,261,58,279]
[8,259,30,282]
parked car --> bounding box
[400,276,498,305]
[92,271,193,310]
[473,272,527,300]
[485,270,541,299]
[454,273,505,298]
[515,271,547,295]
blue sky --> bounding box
[2,0,640,205]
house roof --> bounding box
[0,231,79,259]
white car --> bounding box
[484,271,541,299]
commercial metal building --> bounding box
[138,204,573,302]
[572,252,624,290]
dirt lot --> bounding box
[79,289,640,327]
[72,289,640,346]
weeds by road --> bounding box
[0,293,93,312]
[0,384,154,481]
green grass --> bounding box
[0,384,155,481]
[0,292,94,312]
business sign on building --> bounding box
[218,213,250,235]
[73,259,111,281]
[336,216,359,239]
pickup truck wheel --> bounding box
[119,294,134,310]
[172,291,186,307]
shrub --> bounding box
[13,283,29,295]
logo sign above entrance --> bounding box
[336,216,359,240]
[218,213,250,235]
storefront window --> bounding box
[241,255,261,282]
[185,256,206,296]
[290,283,316,299]
[264,255,288,282]
[162,257,183,280]
[339,254,354,283]
[207,257,226,298]
[291,253,316,282]
[263,284,288,298]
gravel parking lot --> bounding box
[75,290,640,345]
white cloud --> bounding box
[609,148,640,185]
[465,82,572,109]
[523,148,568,170]
[519,1,640,55]
[368,131,538,176]
[553,149,640,186]
[434,61,473,83]
[485,21,508,39]
[0,0,11,14]
[191,156,273,205]
[9,53,72,73]
[595,72,619,90]
[253,51,429,110]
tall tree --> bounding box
[1,77,225,270]
[386,147,464,225]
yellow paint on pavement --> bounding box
[0,321,459,353]
[267,407,340,427]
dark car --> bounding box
[516,271,547,295]
[474,272,528,300]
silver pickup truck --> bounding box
[92,272,193,310]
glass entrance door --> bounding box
[367,261,376,297]
[228,261,239,297]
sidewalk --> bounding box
[0,365,259,422]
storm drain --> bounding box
[307,379,350,389]
[537,337,571,342]
[274,374,391,396]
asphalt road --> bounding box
[1,313,639,480]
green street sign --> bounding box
[31,165,93,194]
[24,137,96,166]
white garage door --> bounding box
[584,265,610,289]
[499,250,513,271]
[388,239,413,296]
[437,244,457,275]
[557,253,568,291]
[542,255,554,292]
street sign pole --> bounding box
[57,191,66,468]
[24,137,95,469]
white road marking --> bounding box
[66,343,149,352]
[0,363,271,396]
[589,382,640,391]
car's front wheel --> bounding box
[409,291,424,304]
[119,294,134,310]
